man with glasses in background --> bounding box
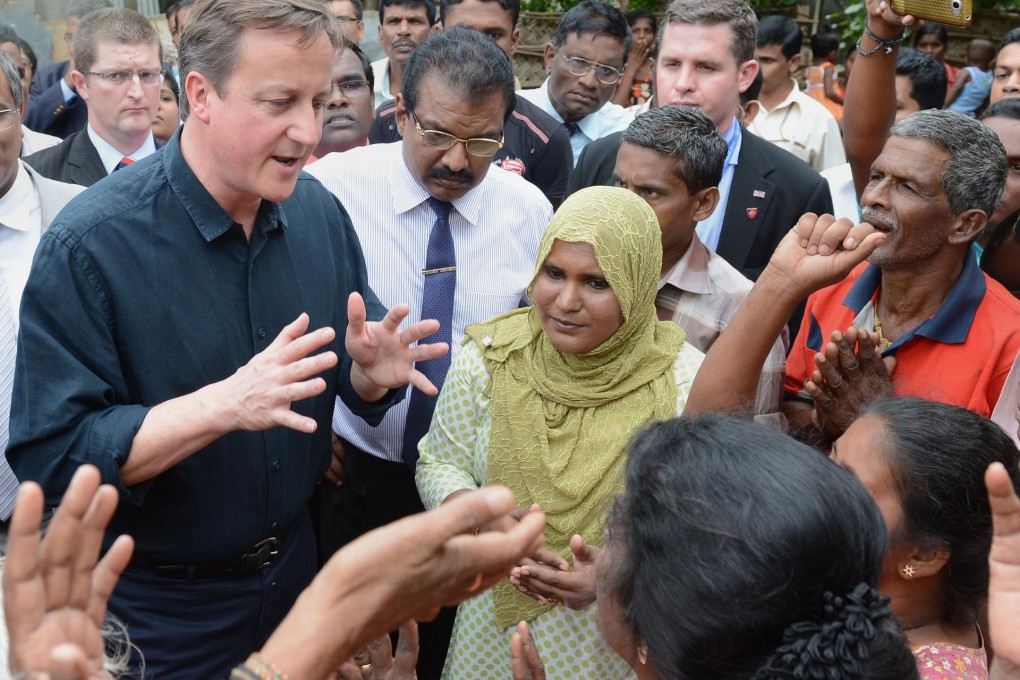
[324,0,366,45]
[307,27,552,679]
[519,0,634,165]
[23,8,162,187]
[24,0,111,140]
[312,43,375,158]
[370,0,574,206]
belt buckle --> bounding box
[250,536,280,570]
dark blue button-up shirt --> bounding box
[8,131,401,562]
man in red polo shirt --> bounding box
[782,108,1020,443]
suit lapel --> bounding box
[22,164,85,229]
[66,132,108,187]
[717,130,778,273]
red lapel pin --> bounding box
[746,207,758,220]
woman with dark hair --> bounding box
[612,9,656,108]
[416,186,704,679]
[511,414,918,680]
[152,68,180,142]
[831,397,1020,679]
[914,22,958,91]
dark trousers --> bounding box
[319,441,456,680]
[108,511,316,680]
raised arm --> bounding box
[685,214,886,417]
[842,0,916,198]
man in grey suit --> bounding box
[23,8,162,187]
[0,51,83,533]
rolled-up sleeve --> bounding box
[8,228,153,506]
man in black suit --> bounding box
[24,8,163,187]
[24,0,111,139]
[566,0,833,284]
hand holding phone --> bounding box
[890,0,972,27]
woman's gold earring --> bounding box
[901,564,916,578]
[637,643,648,665]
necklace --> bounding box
[873,305,892,351]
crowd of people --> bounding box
[1,0,1020,678]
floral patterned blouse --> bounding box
[914,642,988,679]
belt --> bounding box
[128,522,296,580]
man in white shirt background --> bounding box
[749,15,846,172]
[371,0,435,108]
[22,8,162,187]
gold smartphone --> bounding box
[890,0,973,27]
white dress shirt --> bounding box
[20,125,60,157]
[86,124,158,176]
[749,79,846,172]
[821,162,861,223]
[0,161,44,328]
[518,78,634,166]
[371,57,394,109]
[307,142,553,462]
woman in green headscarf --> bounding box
[415,186,705,679]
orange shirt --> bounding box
[785,257,1020,416]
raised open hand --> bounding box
[224,312,338,433]
[4,465,134,680]
[987,462,1020,680]
[345,293,448,402]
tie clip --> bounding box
[423,266,456,276]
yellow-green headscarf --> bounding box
[465,186,686,629]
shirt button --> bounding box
[257,327,267,338]
[271,521,279,531]
[273,460,281,471]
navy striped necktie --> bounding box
[401,198,456,469]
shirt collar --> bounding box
[0,161,36,232]
[842,255,987,348]
[86,123,157,175]
[659,235,713,295]
[721,117,742,167]
[761,79,802,114]
[161,129,286,242]
[532,80,562,123]
[389,141,482,225]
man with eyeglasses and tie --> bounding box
[518,0,635,166]
[311,43,375,158]
[307,26,552,680]
[23,8,163,187]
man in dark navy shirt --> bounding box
[7,1,444,678]
[371,0,573,205]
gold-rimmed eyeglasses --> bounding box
[554,47,622,85]
[408,108,503,157]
